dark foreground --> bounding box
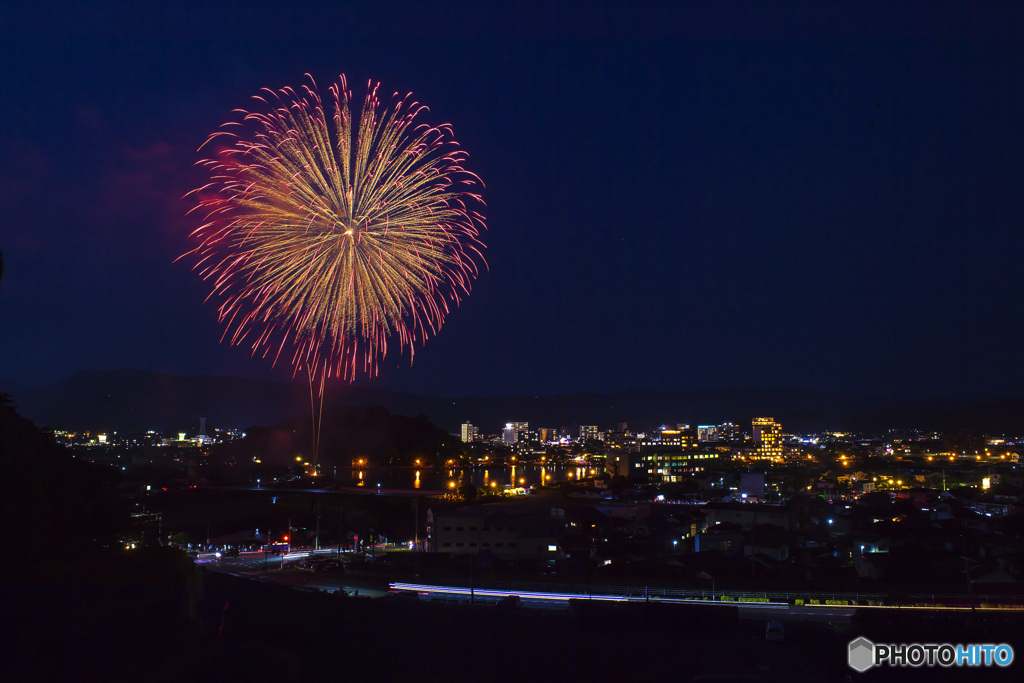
[7,564,1023,683]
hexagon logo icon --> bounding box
[848,637,875,672]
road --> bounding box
[736,601,856,626]
[203,551,1020,627]
[207,551,391,597]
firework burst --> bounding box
[183,75,486,382]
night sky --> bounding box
[2,2,1023,400]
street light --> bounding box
[377,482,381,495]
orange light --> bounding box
[283,535,289,541]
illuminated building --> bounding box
[604,430,637,453]
[752,417,783,461]
[697,425,718,442]
[503,422,528,445]
[718,422,740,443]
[461,423,478,443]
[640,427,697,451]
[639,450,720,482]
[605,452,629,477]
[579,425,599,442]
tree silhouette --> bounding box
[458,478,477,502]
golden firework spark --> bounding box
[183,75,486,382]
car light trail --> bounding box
[389,583,1024,612]
[390,582,630,604]
[389,583,793,607]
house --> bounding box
[701,502,794,531]
[427,503,566,561]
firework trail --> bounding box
[183,74,486,384]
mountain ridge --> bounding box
[5,369,1024,435]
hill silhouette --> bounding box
[211,404,462,478]
[7,369,1024,435]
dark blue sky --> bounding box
[2,1,1023,399]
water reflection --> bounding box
[344,464,578,491]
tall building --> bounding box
[503,422,528,445]
[697,425,718,442]
[579,425,599,442]
[752,417,782,461]
[461,423,478,443]
[718,422,740,443]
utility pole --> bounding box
[314,496,320,550]
[412,498,419,551]
[962,556,977,613]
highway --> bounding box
[207,550,391,597]
[201,550,1023,625]
[385,580,1022,623]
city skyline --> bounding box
[3,2,1024,400]
[13,366,1024,437]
